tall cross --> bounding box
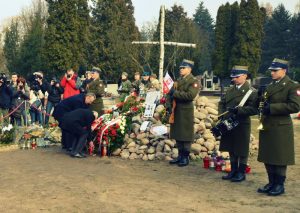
[132,5,196,92]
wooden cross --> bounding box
[132,5,196,92]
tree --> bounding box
[90,0,140,82]
[290,13,300,68]
[260,4,292,73]
[3,20,20,73]
[43,0,90,76]
[0,33,8,73]
[18,0,47,77]
[193,1,215,72]
[230,0,264,77]
[212,2,239,79]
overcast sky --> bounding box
[0,0,299,28]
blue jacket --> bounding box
[52,93,89,122]
[0,84,13,109]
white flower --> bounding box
[121,130,125,134]
[7,124,13,131]
[2,127,8,132]
[120,126,125,131]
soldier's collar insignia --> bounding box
[297,90,300,96]
[283,82,286,86]
[242,90,245,93]
[99,84,103,87]
[193,83,199,88]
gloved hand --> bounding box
[227,106,238,114]
[169,88,175,98]
[262,102,270,115]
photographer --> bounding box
[32,71,48,93]
[44,77,64,125]
[61,68,81,99]
[11,77,30,126]
[0,74,13,127]
[29,80,45,126]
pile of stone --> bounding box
[114,96,224,161]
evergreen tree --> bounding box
[43,0,90,76]
[230,0,264,77]
[18,0,46,77]
[193,1,215,72]
[212,3,238,79]
[260,4,292,73]
[3,20,20,73]
[90,0,140,82]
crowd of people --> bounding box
[0,66,160,128]
[1,57,299,197]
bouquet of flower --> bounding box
[0,124,14,144]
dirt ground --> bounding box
[0,120,299,213]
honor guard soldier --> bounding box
[257,58,300,196]
[218,66,257,182]
[168,59,200,167]
[87,67,105,115]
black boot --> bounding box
[178,151,190,167]
[268,175,285,196]
[257,173,275,193]
[169,151,182,165]
[222,161,237,180]
[231,163,246,182]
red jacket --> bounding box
[61,74,80,99]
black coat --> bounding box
[60,109,95,136]
[0,84,13,109]
[47,84,64,103]
[52,93,89,122]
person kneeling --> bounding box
[60,109,98,158]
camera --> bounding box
[19,85,24,90]
[0,73,7,84]
[67,74,71,78]
[34,74,43,81]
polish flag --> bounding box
[163,72,174,94]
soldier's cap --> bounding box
[150,73,157,78]
[134,72,141,76]
[268,58,289,71]
[91,67,101,73]
[85,71,91,74]
[122,72,128,77]
[142,65,151,76]
[179,59,194,69]
[230,66,249,78]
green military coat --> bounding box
[219,81,257,157]
[170,74,200,142]
[118,80,132,101]
[258,76,300,165]
[87,78,105,114]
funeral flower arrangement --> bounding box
[0,124,14,144]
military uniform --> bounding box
[219,81,257,156]
[169,59,200,167]
[118,80,132,101]
[132,79,142,94]
[217,66,257,182]
[257,58,300,196]
[87,78,105,114]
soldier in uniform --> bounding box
[140,66,151,97]
[218,66,257,182]
[117,72,132,102]
[168,59,200,167]
[257,58,300,196]
[131,72,142,95]
[86,67,105,115]
[149,73,160,91]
